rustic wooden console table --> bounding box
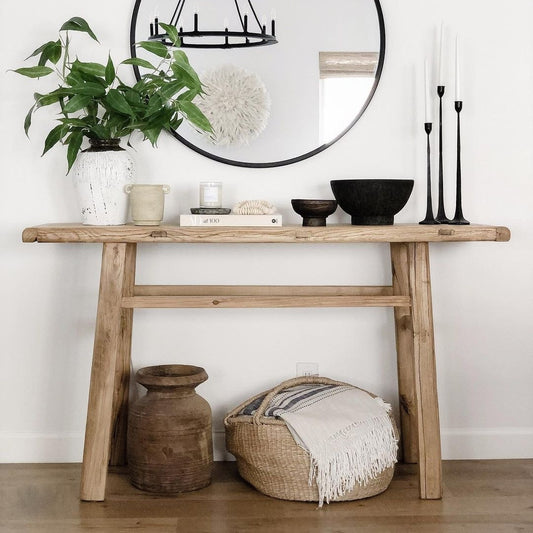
[22,223,510,502]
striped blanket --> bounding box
[241,383,398,506]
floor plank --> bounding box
[0,461,532,532]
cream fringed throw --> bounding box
[274,386,398,507]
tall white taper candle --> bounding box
[438,22,444,86]
[455,34,461,100]
[425,59,432,122]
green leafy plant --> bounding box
[13,17,211,172]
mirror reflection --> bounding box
[131,0,385,167]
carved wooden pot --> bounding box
[127,365,213,493]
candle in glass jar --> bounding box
[199,182,222,207]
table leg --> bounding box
[390,243,418,464]
[409,242,442,499]
[109,243,136,466]
[80,243,130,501]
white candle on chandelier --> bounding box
[455,34,461,101]
[437,21,444,86]
[424,59,432,122]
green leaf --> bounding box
[137,41,170,58]
[105,89,134,116]
[66,70,84,86]
[59,118,89,128]
[24,105,36,136]
[170,61,201,90]
[158,22,180,46]
[144,94,163,117]
[42,124,65,156]
[33,92,67,109]
[49,40,63,64]
[25,41,56,61]
[121,88,142,108]
[60,17,99,42]
[177,89,199,102]
[173,50,190,65]
[179,101,211,132]
[72,60,106,78]
[86,100,98,117]
[105,54,115,85]
[67,130,84,173]
[67,82,106,97]
[86,123,109,139]
[63,94,92,114]
[170,116,183,130]
[141,126,161,146]
[121,57,157,70]
[38,41,62,66]
[12,66,54,78]
[158,80,185,101]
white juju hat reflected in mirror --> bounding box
[196,65,271,146]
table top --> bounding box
[22,223,511,244]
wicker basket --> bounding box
[224,376,398,502]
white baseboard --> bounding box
[441,427,533,460]
[0,432,84,463]
[0,431,233,463]
[1,428,532,463]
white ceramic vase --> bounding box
[72,139,134,225]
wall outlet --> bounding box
[296,362,319,377]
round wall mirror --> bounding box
[130,0,385,167]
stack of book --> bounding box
[179,214,282,227]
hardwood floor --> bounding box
[0,460,532,532]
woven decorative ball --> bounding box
[224,376,398,502]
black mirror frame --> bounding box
[130,0,386,168]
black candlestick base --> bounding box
[449,216,470,225]
[420,122,439,225]
[450,100,470,225]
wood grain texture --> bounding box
[122,294,410,309]
[109,243,136,467]
[1,461,532,532]
[80,243,129,502]
[409,242,442,499]
[390,243,418,464]
[21,223,511,244]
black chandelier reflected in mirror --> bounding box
[131,0,385,168]
[149,0,277,49]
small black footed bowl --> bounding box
[330,179,414,225]
[291,199,337,226]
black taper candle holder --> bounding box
[420,122,439,224]
[450,101,470,224]
[436,86,450,223]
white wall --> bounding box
[1,0,532,462]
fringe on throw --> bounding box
[308,398,397,507]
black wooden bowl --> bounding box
[291,199,338,226]
[330,179,414,225]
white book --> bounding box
[180,214,282,227]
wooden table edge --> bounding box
[22,223,511,244]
